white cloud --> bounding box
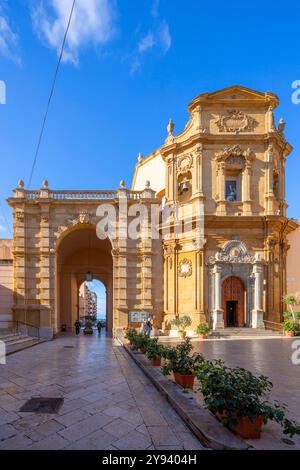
[0,6,21,64]
[138,32,155,53]
[0,224,6,232]
[158,20,171,53]
[151,0,160,18]
[32,0,117,65]
[137,21,171,56]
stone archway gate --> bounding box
[8,181,163,339]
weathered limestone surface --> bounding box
[5,86,298,335]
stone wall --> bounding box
[0,239,13,327]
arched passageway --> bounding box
[56,227,113,335]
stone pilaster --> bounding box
[216,162,226,215]
[212,264,224,329]
[251,258,265,329]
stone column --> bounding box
[192,144,205,201]
[166,155,176,204]
[217,162,226,215]
[251,256,265,328]
[212,264,224,329]
[265,143,275,215]
[267,105,276,133]
[242,161,253,215]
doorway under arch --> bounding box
[56,226,113,335]
[222,276,245,327]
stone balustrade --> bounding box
[14,189,150,201]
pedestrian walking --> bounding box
[97,321,102,335]
[74,320,81,335]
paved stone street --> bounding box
[0,334,204,450]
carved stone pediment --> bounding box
[215,145,255,165]
[207,240,263,265]
[215,110,258,133]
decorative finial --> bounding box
[278,117,286,133]
[42,180,49,189]
[167,118,175,136]
[138,152,143,163]
[119,180,126,189]
[145,180,151,189]
[18,180,24,189]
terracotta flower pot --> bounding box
[174,372,195,389]
[199,334,207,340]
[179,331,187,339]
[151,358,162,367]
[285,331,294,337]
[216,411,265,439]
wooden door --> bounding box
[222,276,245,327]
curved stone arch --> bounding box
[222,240,249,257]
[55,223,115,335]
[55,222,117,253]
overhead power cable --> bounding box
[27,0,76,188]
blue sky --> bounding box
[0,0,300,239]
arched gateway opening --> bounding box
[56,226,113,335]
[222,276,245,327]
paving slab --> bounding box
[0,334,205,450]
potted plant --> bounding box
[124,328,138,345]
[84,315,96,335]
[171,315,192,339]
[196,323,210,339]
[283,320,300,337]
[145,338,165,366]
[283,294,300,321]
[162,338,205,389]
[131,333,150,353]
[197,359,300,439]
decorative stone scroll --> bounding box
[215,110,258,133]
[208,240,261,265]
[215,145,255,163]
[177,154,193,172]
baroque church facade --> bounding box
[6,86,298,338]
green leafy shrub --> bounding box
[283,320,300,336]
[196,324,210,335]
[130,333,150,352]
[145,338,166,360]
[162,338,205,376]
[171,315,192,333]
[124,328,138,344]
[196,359,300,437]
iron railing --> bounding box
[0,320,40,339]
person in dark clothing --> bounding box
[97,321,102,335]
[74,320,81,335]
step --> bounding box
[5,336,39,346]
[6,338,45,355]
[2,336,25,344]
[0,333,22,341]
